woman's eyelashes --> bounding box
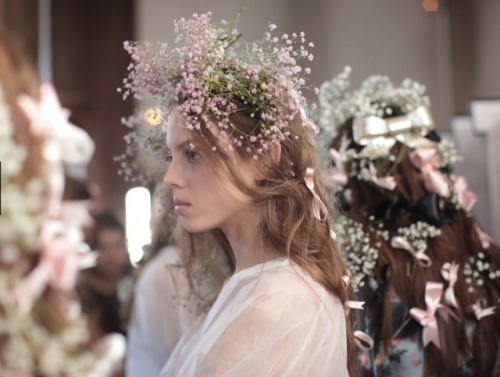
[186,149,202,162]
[165,149,202,163]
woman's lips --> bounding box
[174,199,190,215]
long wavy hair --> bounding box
[331,120,500,377]
[179,105,358,376]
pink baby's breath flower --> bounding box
[120,11,317,168]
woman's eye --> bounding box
[186,150,201,162]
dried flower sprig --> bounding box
[119,12,316,161]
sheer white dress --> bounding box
[160,257,349,377]
[126,247,210,377]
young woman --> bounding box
[120,12,358,376]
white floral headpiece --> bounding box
[318,66,430,136]
[117,12,317,182]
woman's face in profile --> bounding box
[163,106,257,235]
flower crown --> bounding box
[119,12,316,168]
[317,66,430,135]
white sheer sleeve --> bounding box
[126,247,201,377]
[161,258,349,377]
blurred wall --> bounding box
[136,0,455,129]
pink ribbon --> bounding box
[474,223,493,249]
[345,300,375,350]
[13,221,85,313]
[440,262,459,308]
[304,168,328,221]
[409,148,450,197]
[340,274,374,349]
[366,163,397,190]
[472,299,496,320]
[17,84,95,165]
[390,236,432,267]
[354,330,375,350]
[329,134,351,186]
[454,176,477,212]
[410,282,457,349]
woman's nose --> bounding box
[163,159,182,188]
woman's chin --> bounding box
[180,219,211,234]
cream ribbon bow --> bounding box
[353,106,434,148]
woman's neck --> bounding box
[221,212,282,273]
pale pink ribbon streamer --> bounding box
[328,134,351,186]
[409,148,450,197]
[17,84,95,218]
[17,84,94,165]
[367,163,397,191]
[13,221,84,313]
[472,299,496,320]
[304,168,328,221]
[474,223,493,249]
[390,236,432,267]
[409,282,457,349]
[454,176,477,212]
[440,261,459,308]
[341,275,374,350]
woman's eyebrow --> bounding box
[176,140,195,151]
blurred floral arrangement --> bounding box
[0,57,124,375]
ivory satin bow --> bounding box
[353,106,435,148]
[409,282,457,349]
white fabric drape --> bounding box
[126,247,204,377]
[160,257,349,377]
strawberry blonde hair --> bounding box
[178,105,359,376]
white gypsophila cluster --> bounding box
[333,215,379,291]
[317,66,430,135]
[397,222,441,255]
[0,84,43,260]
[463,252,500,293]
[438,139,463,169]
